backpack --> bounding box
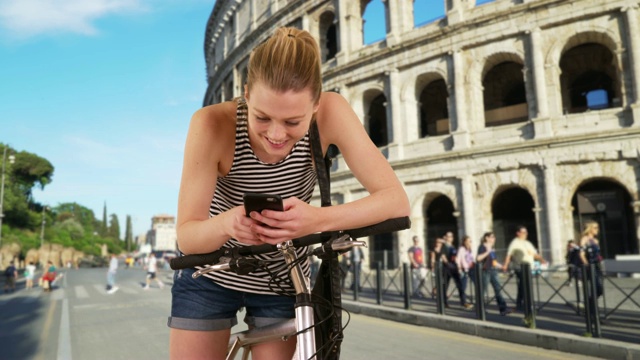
[5,265,15,277]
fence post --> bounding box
[436,261,445,315]
[581,264,593,337]
[522,263,536,328]
[574,269,582,315]
[474,264,486,321]
[403,263,411,309]
[376,261,383,305]
[353,264,359,301]
[588,263,602,338]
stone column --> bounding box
[543,164,562,264]
[460,175,477,248]
[632,201,640,250]
[451,50,470,149]
[335,1,362,64]
[387,69,403,152]
[385,0,413,47]
[623,5,640,126]
[530,28,549,119]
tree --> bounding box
[125,215,133,252]
[108,213,120,240]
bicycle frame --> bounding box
[226,239,316,360]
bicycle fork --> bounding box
[279,240,317,360]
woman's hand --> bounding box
[247,197,320,245]
[224,205,264,245]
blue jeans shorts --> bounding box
[167,267,295,331]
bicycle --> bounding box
[170,216,410,360]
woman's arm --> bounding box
[312,92,410,231]
[176,102,263,255]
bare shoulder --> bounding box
[315,91,364,142]
[190,100,237,135]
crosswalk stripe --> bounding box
[75,285,90,299]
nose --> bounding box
[267,122,286,140]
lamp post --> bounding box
[40,206,49,248]
[0,146,15,249]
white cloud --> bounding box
[0,0,147,39]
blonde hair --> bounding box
[582,220,599,238]
[247,27,322,103]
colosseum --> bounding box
[202,0,640,268]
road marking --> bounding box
[93,284,107,294]
[75,285,89,299]
[57,298,72,360]
[35,297,57,360]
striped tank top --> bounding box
[201,98,317,295]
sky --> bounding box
[0,0,495,239]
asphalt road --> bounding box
[0,266,600,360]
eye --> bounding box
[285,121,301,126]
[256,116,269,122]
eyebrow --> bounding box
[254,107,306,121]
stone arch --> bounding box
[571,178,638,258]
[363,88,388,147]
[481,52,528,127]
[318,10,338,62]
[491,185,538,255]
[415,72,450,137]
[424,193,459,249]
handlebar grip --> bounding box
[345,217,411,239]
[170,251,224,270]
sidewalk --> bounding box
[339,270,640,359]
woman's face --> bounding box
[245,82,318,163]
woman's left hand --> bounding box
[247,197,320,245]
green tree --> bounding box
[108,213,120,240]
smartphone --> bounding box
[243,193,284,217]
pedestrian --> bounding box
[408,235,426,297]
[502,225,546,311]
[476,232,513,315]
[41,260,57,292]
[144,253,164,290]
[167,26,410,360]
[429,237,445,298]
[3,261,17,293]
[565,239,582,285]
[25,261,36,290]
[579,220,603,298]
[106,254,119,294]
[441,231,472,309]
[456,235,474,302]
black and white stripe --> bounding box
[202,98,316,295]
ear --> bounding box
[244,84,249,100]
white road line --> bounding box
[93,284,107,295]
[57,298,72,360]
[75,285,89,299]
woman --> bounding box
[476,232,512,316]
[42,261,56,291]
[580,221,603,297]
[456,235,474,302]
[168,27,410,360]
[25,261,36,290]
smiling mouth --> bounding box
[266,137,286,146]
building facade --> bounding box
[203,0,640,268]
[146,214,177,252]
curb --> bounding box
[342,300,640,360]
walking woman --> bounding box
[580,220,604,297]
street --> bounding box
[0,266,599,360]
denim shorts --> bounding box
[167,267,295,331]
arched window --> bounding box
[362,0,386,45]
[560,43,620,114]
[419,79,449,137]
[366,93,389,147]
[483,61,528,127]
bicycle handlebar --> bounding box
[170,216,411,270]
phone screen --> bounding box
[243,193,284,217]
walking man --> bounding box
[106,254,119,294]
[408,235,426,297]
[502,225,546,311]
[144,253,164,290]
